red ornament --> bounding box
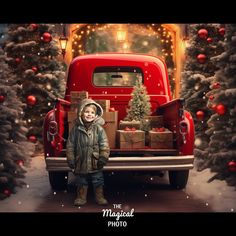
[196,110,205,120]
[29,23,38,31]
[31,66,38,73]
[3,189,11,197]
[159,127,165,132]
[198,29,208,39]
[0,95,5,103]
[51,140,56,148]
[15,57,21,64]
[228,161,236,172]
[209,95,214,101]
[219,27,225,36]
[109,107,115,112]
[28,135,37,143]
[42,32,52,43]
[216,104,226,115]
[152,127,166,132]
[197,54,206,64]
[211,104,217,111]
[15,160,24,166]
[124,127,131,131]
[207,37,213,43]
[26,95,37,106]
[212,82,220,89]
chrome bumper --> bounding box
[45,155,194,172]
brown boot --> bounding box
[74,186,88,206]
[95,186,108,205]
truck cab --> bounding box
[43,53,194,190]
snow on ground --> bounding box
[0,154,236,212]
[0,155,51,212]
[185,167,236,212]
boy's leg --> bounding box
[91,171,108,205]
[74,174,88,206]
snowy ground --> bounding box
[0,155,50,212]
[186,167,236,212]
[0,154,236,212]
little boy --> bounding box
[66,98,110,206]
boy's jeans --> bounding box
[75,171,104,188]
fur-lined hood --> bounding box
[76,98,105,126]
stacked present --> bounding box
[149,127,173,149]
[68,111,77,132]
[94,99,111,112]
[119,120,141,130]
[102,110,118,148]
[94,99,118,148]
[142,115,164,131]
[116,129,145,149]
[116,120,145,149]
[70,91,89,112]
[141,115,164,146]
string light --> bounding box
[72,24,174,59]
[71,24,176,93]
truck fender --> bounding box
[180,110,195,155]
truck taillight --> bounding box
[49,121,58,135]
[47,120,58,141]
[179,120,188,144]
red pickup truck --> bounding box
[43,53,194,190]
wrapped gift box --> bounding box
[117,130,145,149]
[94,99,110,112]
[68,111,77,132]
[143,115,164,130]
[70,103,78,112]
[68,121,75,132]
[68,111,77,122]
[70,91,88,104]
[102,111,118,148]
[149,129,173,149]
[119,120,141,130]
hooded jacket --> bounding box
[66,98,110,174]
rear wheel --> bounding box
[48,171,68,190]
[168,170,189,190]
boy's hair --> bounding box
[82,104,97,115]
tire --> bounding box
[48,171,68,190]
[168,170,189,190]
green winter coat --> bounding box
[66,98,110,174]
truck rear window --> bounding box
[93,66,143,87]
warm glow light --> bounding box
[71,24,179,96]
[59,36,68,58]
[59,37,68,50]
[117,30,126,42]
[123,43,128,49]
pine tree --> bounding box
[125,78,151,121]
[3,24,66,151]
[204,24,236,187]
[181,24,225,170]
[0,49,34,200]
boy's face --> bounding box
[82,106,96,122]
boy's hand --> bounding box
[97,156,107,169]
[68,161,75,169]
